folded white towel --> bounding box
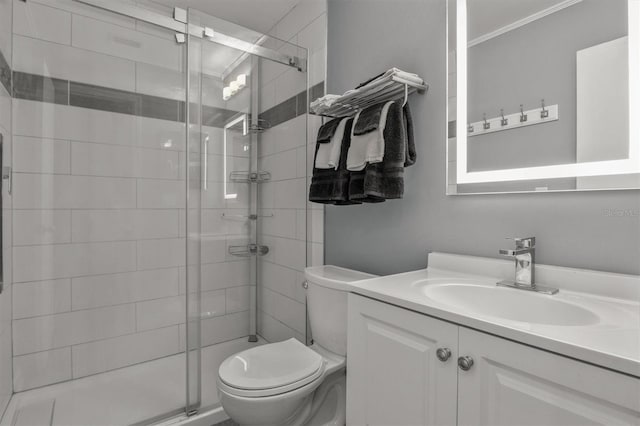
[346,101,394,171]
[371,68,424,86]
[315,118,349,169]
[310,94,341,114]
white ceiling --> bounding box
[150,0,299,33]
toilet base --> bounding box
[221,369,346,426]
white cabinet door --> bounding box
[457,327,640,426]
[347,294,458,426]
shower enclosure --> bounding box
[0,0,310,424]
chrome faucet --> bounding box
[497,237,558,295]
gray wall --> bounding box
[325,0,640,276]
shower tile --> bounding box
[70,142,180,179]
[13,36,135,92]
[12,303,136,355]
[202,105,241,128]
[71,14,182,71]
[260,288,306,334]
[13,210,71,246]
[260,149,298,182]
[71,268,180,310]
[136,295,184,331]
[200,311,249,347]
[25,0,137,29]
[200,290,227,318]
[201,236,226,264]
[296,146,307,178]
[69,82,139,115]
[308,48,326,87]
[258,310,297,343]
[71,326,180,378]
[260,261,298,300]
[137,116,185,151]
[136,62,185,102]
[296,90,308,116]
[275,68,306,106]
[201,260,251,292]
[12,72,69,105]
[71,209,179,242]
[139,93,182,122]
[260,95,297,128]
[13,0,72,45]
[261,209,297,239]
[136,179,184,209]
[13,136,71,174]
[309,81,325,105]
[0,50,11,95]
[13,347,72,391]
[12,279,71,319]
[12,174,136,209]
[137,238,185,270]
[226,286,251,314]
[259,80,277,114]
[273,178,307,209]
[13,241,136,283]
[13,100,138,147]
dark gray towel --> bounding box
[353,102,387,136]
[403,103,416,167]
[349,102,415,202]
[316,118,342,143]
[309,119,362,205]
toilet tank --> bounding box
[304,265,377,356]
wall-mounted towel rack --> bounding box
[311,74,428,118]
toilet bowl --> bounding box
[217,265,376,426]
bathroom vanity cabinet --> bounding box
[347,294,640,426]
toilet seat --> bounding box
[218,339,327,398]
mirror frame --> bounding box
[453,0,640,186]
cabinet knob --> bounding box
[458,356,474,371]
[436,347,451,362]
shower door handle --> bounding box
[202,133,209,191]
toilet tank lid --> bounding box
[304,265,377,291]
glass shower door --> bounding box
[7,1,190,424]
[185,7,309,413]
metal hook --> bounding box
[467,123,474,133]
[483,113,490,130]
[500,109,508,126]
[520,104,528,123]
[540,99,549,118]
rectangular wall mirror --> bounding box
[447,0,640,194]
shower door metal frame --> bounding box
[73,0,307,72]
[66,0,309,420]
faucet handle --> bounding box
[506,237,535,248]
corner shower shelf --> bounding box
[229,171,271,183]
[221,213,274,220]
[228,244,270,257]
[311,73,428,118]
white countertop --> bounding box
[347,253,640,377]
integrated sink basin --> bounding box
[420,281,601,326]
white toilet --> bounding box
[217,265,376,426]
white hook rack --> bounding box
[468,103,559,137]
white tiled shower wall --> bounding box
[0,0,13,416]
[258,0,327,343]
[8,0,253,392]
